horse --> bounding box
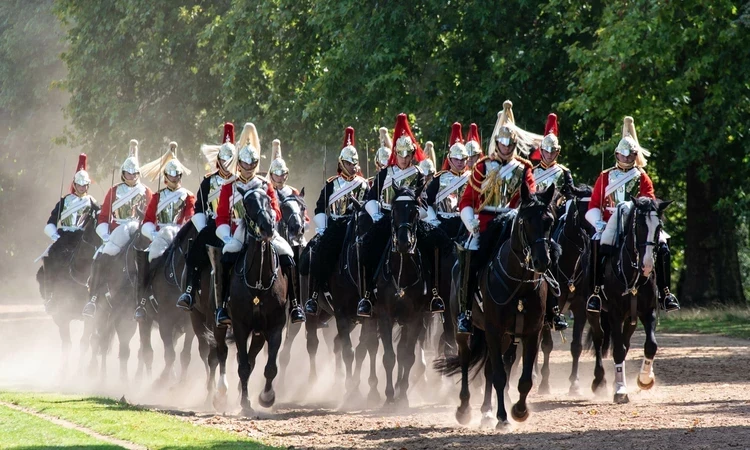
[538,185,594,396]
[36,210,99,374]
[588,196,671,404]
[134,223,196,386]
[222,186,290,415]
[374,185,436,407]
[437,183,559,428]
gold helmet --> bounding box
[121,139,140,174]
[488,100,543,157]
[141,141,191,182]
[237,122,261,165]
[615,116,650,167]
[339,127,359,165]
[419,141,437,175]
[269,139,289,175]
[375,127,392,168]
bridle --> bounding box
[279,195,305,244]
[616,203,660,296]
[239,189,278,292]
[391,197,418,254]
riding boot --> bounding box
[429,248,445,313]
[214,259,233,327]
[176,264,200,311]
[587,240,606,313]
[304,277,320,315]
[546,297,568,331]
[285,263,305,324]
[456,246,475,335]
[656,242,680,312]
[83,254,106,318]
[134,249,150,323]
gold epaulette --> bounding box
[434,170,448,178]
[514,155,533,168]
[327,175,338,183]
[468,159,489,191]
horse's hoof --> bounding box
[568,385,582,397]
[538,383,551,395]
[511,403,529,422]
[258,389,275,408]
[496,419,512,431]
[241,406,255,417]
[367,390,381,408]
[395,395,409,409]
[455,407,472,425]
[480,412,495,429]
[637,377,655,390]
[613,393,630,404]
[591,379,608,396]
[212,393,228,412]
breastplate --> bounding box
[156,188,187,225]
[435,172,466,214]
[533,165,565,192]
[329,177,366,216]
[59,194,93,228]
[113,183,147,220]
[207,175,225,213]
[607,169,641,207]
[232,177,265,219]
[481,160,524,209]
[381,167,419,207]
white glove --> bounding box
[460,206,480,234]
[216,223,232,242]
[191,212,207,232]
[595,221,607,233]
[424,206,441,226]
[364,200,384,222]
[222,237,243,254]
[141,222,156,241]
[44,223,59,242]
[585,208,603,231]
[95,222,110,242]
[313,213,327,235]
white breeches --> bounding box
[101,221,139,256]
[147,225,179,262]
[223,222,294,257]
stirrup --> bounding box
[587,287,602,313]
[82,299,97,318]
[290,304,306,324]
[457,310,472,335]
[215,305,231,327]
[305,292,319,315]
[134,305,147,323]
[430,288,445,313]
[662,289,680,312]
[176,286,194,311]
[357,298,373,318]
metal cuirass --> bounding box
[329,176,367,217]
[59,194,94,228]
[207,174,226,214]
[480,160,525,210]
[113,183,148,220]
[381,166,420,208]
[155,188,188,225]
[607,169,641,207]
[435,172,467,214]
[533,165,565,192]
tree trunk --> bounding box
[682,161,746,306]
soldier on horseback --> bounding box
[214,123,306,325]
[465,123,484,170]
[456,100,542,334]
[135,142,195,322]
[585,116,680,313]
[370,127,393,186]
[83,140,153,318]
[419,141,438,189]
[176,123,237,315]
[532,113,575,331]
[360,113,427,317]
[424,123,470,227]
[304,126,369,315]
[43,154,100,311]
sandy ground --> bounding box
[1,305,749,450]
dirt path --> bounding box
[181,332,750,450]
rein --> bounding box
[615,207,659,297]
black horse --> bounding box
[539,185,594,396]
[135,224,196,386]
[36,210,99,373]
[437,183,558,428]
[588,196,671,403]
[221,187,289,415]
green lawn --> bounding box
[0,403,124,449]
[657,306,750,339]
[0,392,280,450]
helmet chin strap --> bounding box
[238,167,257,183]
[165,178,181,190]
[339,161,356,181]
[122,173,139,187]
[616,158,635,171]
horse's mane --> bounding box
[476,209,514,269]
[278,190,307,210]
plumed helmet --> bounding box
[388,113,426,165]
[218,122,236,163]
[338,126,358,165]
[448,122,468,160]
[540,113,561,153]
[419,141,437,175]
[237,122,261,165]
[73,153,91,187]
[269,139,289,175]
[376,127,392,168]
[464,123,483,157]
[488,100,543,157]
[615,116,651,167]
[140,141,191,181]
[121,139,140,174]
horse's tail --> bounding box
[433,329,487,380]
[584,311,611,358]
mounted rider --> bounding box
[465,123,484,170]
[424,122,470,227]
[134,142,195,322]
[176,123,237,314]
[268,138,309,238]
[370,127,393,186]
[304,126,370,315]
[83,140,154,318]
[360,113,427,317]
[532,113,574,331]
[419,141,438,189]
[585,116,680,313]
[214,122,306,325]
[456,100,542,334]
[42,154,100,311]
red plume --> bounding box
[466,123,481,149]
[222,122,235,144]
[387,113,425,166]
[76,153,88,172]
[342,126,355,149]
[449,122,464,145]
[544,113,559,137]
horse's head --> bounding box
[566,184,594,232]
[390,186,420,254]
[629,196,671,278]
[238,187,275,242]
[518,182,558,273]
[278,189,307,245]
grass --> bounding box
[0,392,281,450]
[0,403,124,449]
[657,306,750,339]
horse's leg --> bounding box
[455,333,473,425]
[569,301,586,396]
[512,332,540,423]
[486,326,510,429]
[363,320,381,406]
[117,316,136,385]
[611,312,629,404]
[637,306,658,390]
[56,317,72,379]
[234,326,252,415]
[136,318,154,382]
[278,321,300,387]
[394,322,419,408]
[587,312,607,395]
[480,349,494,427]
[379,316,396,406]
[259,326,283,409]
[410,321,428,388]
[79,316,93,360]
[305,316,320,384]
[213,328,230,412]
[538,324,553,395]
[179,322,195,383]
[335,317,356,398]
[502,342,517,407]
[156,322,176,385]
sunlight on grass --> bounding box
[658,306,750,339]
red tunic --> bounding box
[216,177,281,233]
[589,168,654,221]
[458,156,536,232]
[142,189,196,230]
[97,183,154,230]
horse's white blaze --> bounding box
[286,200,301,215]
[217,373,228,394]
[639,358,655,385]
[614,362,627,394]
[642,212,659,277]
